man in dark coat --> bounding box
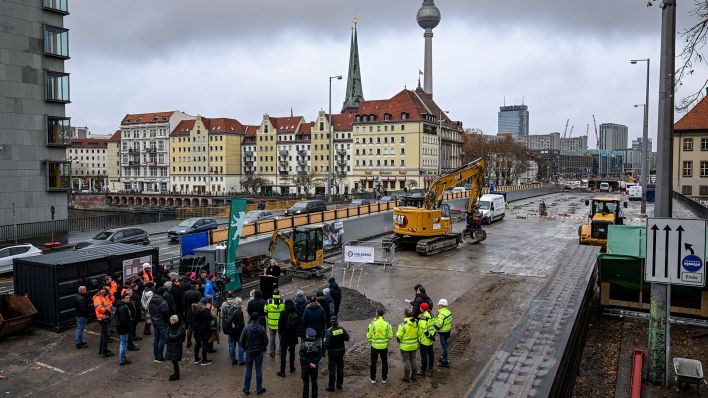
[74,286,89,349]
[323,316,350,391]
[221,294,246,365]
[294,290,308,341]
[247,290,268,329]
[327,278,342,315]
[168,278,184,319]
[148,287,170,362]
[240,312,268,395]
[409,284,433,319]
[301,295,326,339]
[165,315,185,381]
[183,282,202,348]
[300,328,323,398]
[116,292,133,365]
[277,299,299,377]
[191,297,213,365]
[316,291,333,329]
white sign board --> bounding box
[645,218,706,287]
[343,245,375,264]
[123,255,152,281]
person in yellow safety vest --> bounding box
[93,286,113,358]
[367,308,393,384]
[395,308,419,383]
[417,302,436,377]
[264,288,285,358]
[435,299,453,367]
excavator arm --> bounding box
[422,158,487,211]
[264,228,298,268]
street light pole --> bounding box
[328,75,342,202]
[631,58,650,215]
[438,110,448,176]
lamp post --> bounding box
[438,110,448,175]
[631,58,650,215]
[328,75,343,202]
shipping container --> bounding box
[13,243,158,331]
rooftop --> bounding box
[674,96,708,132]
[170,117,245,137]
[69,138,108,148]
[121,111,175,125]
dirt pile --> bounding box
[337,286,385,321]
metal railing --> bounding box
[673,191,708,220]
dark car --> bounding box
[284,200,326,216]
[167,218,218,242]
[350,198,372,206]
[75,228,150,249]
[243,210,278,224]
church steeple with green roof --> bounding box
[342,19,364,112]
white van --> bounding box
[451,187,466,194]
[478,194,506,224]
[628,185,642,201]
[599,182,610,192]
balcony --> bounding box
[244,158,255,165]
[279,159,288,165]
[337,159,347,167]
[244,150,254,157]
[279,149,289,156]
[129,148,140,154]
[297,159,308,167]
[336,149,347,156]
[145,147,157,153]
[279,171,289,176]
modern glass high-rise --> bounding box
[599,123,629,151]
[498,105,529,137]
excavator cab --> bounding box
[578,197,627,248]
[291,226,324,270]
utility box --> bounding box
[13,243,159,331]
[0,294,38,338]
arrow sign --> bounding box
[645,218,706,287]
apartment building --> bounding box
[119,111,193,192]
[310,111,355,195]
[242,126,259,177]
[106,130,121,191]
[673,96,708,200]
[0,0,71,225]
[67,137,107,191]
[169,116,244,194]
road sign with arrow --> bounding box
[645,218,706,287]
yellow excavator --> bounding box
[262,225,324,270]
[578,197,627,249]
[389,158,487,255]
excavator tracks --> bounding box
[415,233,462,256]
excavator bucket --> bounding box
[463,229,487,244]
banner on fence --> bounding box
[323,221,344,250]
[181,232,209,257]
[225,198,247,291]
[123,255,152,281]
[343,245,375,263]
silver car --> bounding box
[0,244,42,274]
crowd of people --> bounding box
[74,265,454,397]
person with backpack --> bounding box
[221,294,245,365]
[277,299,299,377]
[264,288,285,357]
[240,312,268,395]
[300,328,323,398]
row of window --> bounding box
[682,137,708,151]
[68,148,104,154]
[171,176,225,182]
[356,148,405,156]
[176,136,207,143]
[354,124,407,133]
[681,161,708,177]
[681,185,708,196]
[355,136,406,144]
[354,159,407,167]
[121,168,168,177]
[122,142,166,151]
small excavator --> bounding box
[387,158,488,255]
[260,225,328,278]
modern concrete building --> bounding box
[0,0,71,226]
[672,96,708,200]
[598,123,628,151]
[118,111,193,192]
[67,137,107,192]
[631,137,652,152]
[560,135,588,151]
[517,132,560,150]
[498,105,529,137]
[69,125,88,139]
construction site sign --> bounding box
[645,218,706,287]
[225,198,247,291]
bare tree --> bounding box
[462,133,529,185]
[240,175,270,195]
[291,173,324,195]
[676,0,708,111]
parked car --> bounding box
[451,187,466,194]
[284,200,327,216]
[377,196,396,203]
[75,227,150,249]
[350,198,373,206]
[243,210,278,223]
[167,218,218,242]
[0,244,42,274]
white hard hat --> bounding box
[142,263,151,269]
[438,299,448,306]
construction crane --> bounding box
[563,119,570,138]
[592,115,600,148]
[586,124,589,137]
[388,158,487,255]
[569,125,574,137]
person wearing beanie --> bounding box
[435,299,453,367]
[165,314,185,381]
[324,316,350,392]
[300,328,323,398]
[327,278,342,315]
[240,312,268,395]
[148,286,170,362]
[417,302,436,376]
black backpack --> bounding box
[286,311,299,332]
[222,307,236,335]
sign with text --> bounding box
[123,255,152,281]
[645,218,706,287]
[343,245,375,263]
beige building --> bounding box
[67,138,108,192]
[169,116,245,194]
[310,111,356,195]
[673,96,708,200]
[106,130,121,191]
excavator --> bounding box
[261,225,324,272]
[388,158,487,255]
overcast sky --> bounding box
[65,1,707,148]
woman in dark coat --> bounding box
[294,290,308,340]
[165,315,185,381]
[277,299,299,376]
[191,297,213,365]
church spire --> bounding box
[342,17,364,112]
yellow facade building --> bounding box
[106,130,121,192]
[672,96,708,201]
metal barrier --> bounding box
[673,191,708,220]
[342,240,395,268]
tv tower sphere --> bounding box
[417,0,441,30]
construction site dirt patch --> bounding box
[337,286,385,321]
